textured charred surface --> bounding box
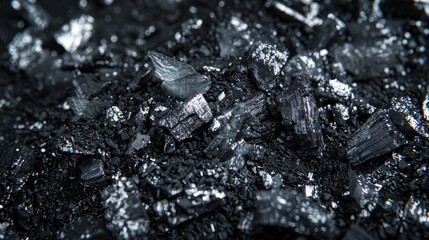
[278,76,324,156]
[1,0,429,239]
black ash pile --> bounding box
[1,0,429,239]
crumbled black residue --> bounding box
[0,0,429,239]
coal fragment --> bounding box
[66,97,108,119]
[158,94,213,142]
[277,76,324,156]
[334,37,405,80]
[389,96,429,139]
[106,106,125,123]
[254,189,336,238]
[55,15,94,52]
[216,16,250,57]
[349,172,381,217]
[79,159,109,187]
[154,187,226,226]
[284,50,328,81]
[63,215,115,240]
[308,14,345,50]
[101,177,150,240]
[163,134,176,154]
[347,110,408,166]
[72,75,109,98]
[317,78,352,102]
[148,51,211,99]
[127,133,150,155]
[246,42,289,91]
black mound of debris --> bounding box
[1,0,429,239]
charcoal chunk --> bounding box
[284,51,328,81]
[334,38,405,80]
[246,42,289,91]
[254,189,336,238]
[210,93,267,133]
[72,75,109,98]
[106,106,125,123]
[347,110,408,166]
[317,78,352,102]
[64,215,115,240]
[127,133,150,155]
[158,94,213,142]
[154,188,226,226]
[349,172,381,217]
[216,16,250,58]
[55,15,94,52]
[79,159,109,187]
[237,213,254,234]
[66,97,108,119]
[389,96,429,139]
[308,14,345,50]
[101,177,150,240]
[148,51,211,99]
[277,76,324,155]
[0,145,33,175]
[163,134,176,154]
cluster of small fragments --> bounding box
[1,0,429,239]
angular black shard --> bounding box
[389,96,429,140]
[254,189,336,238]
[126,133,150,155]
[66,97,108,119]
[216,16,250,58]
[101,177,150,240]
[158,94,213,142]
[55,15,94,52]
[277,76,324,156]
[246,42,289,92]
[347,110,408,166]
[308,14,345,50]
[210,93,267,132]
[148,51,211,99]
[283,51,328,82]
[349,172,381,217]
[79,159,109,187]
[154,188,226,226]
[72,75,109,98]
[12,0,50,30]
[64,215,115,240]
[0,145,33,176]
[163,134,176,154]
[342,224,376,240]
[334,37,405,80]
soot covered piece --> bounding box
[158,94,213,142]
[278,76,324,156]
